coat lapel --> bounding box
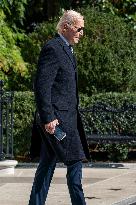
[55,35,76,68]
[63,45,76,68]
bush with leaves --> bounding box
[20,21,57,87]
[0,0,28,28]
[76,7,136,95]
[19,7,136,93]
[80,92,136,161]
[13,91,35,156]
[12,91,136,161]
[99,0,136,28]
[0,9,29,90]
[81,0,136,28]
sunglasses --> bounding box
[66,23,84,33]
[76,27,84,33]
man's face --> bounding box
[64,19,84,45]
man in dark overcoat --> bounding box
[28,10,90,205]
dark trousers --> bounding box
[28,140,86,205]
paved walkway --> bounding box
[0,163,136,205]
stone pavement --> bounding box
[0,163,136,205]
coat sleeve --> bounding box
[34,44,59,124]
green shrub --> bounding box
[20,21,57,88]
[80,92,136,161]
[13,91,136,161]
[82,0,136,27]
[13,91,35,156]
[19,7,136,93]
[76,7,136,95]
[0,9,29,90]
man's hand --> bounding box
[44,119,59,134]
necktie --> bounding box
[68,45,76,68]
[69,45,73,54]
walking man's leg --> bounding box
[66,160,86,205]
[28,136,57,205]
[28,158,56,205]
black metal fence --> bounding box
[0,80,14,160]
[80,102,136,144]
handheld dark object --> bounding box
[54,126,66,141]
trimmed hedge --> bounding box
[13,91,136,161]
[13,91,35,156]
[80,92,136,161]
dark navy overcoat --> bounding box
[31,34,90,162]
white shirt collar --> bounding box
[58,33,70,46]
[58,33,73,53]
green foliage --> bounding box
[21,21,57,64]
[1,6,136,92]
[20,21,57,84]
[80,92,136,137]
[99,0,136,27]
[13,91,35,156]
[102,144,129,162]
[0,0,64,31]
[80,92,136,161]
[0,0,28,28]
[81,0,136,28]
[13,91,136,161]
[0,9,29,90]
[76,7,136,95]
[19,7,136,92]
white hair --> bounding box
[56,10,83,33]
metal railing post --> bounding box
[0,80,4,160]
[10,91,14,159]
